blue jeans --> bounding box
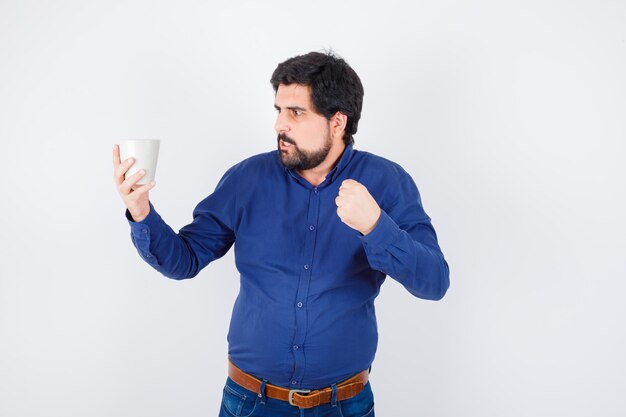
[218,377,375,417]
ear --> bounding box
[330,111,348,140]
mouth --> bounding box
[278,134,296,151]
[279,139,293,151]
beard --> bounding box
[277,131,332,171]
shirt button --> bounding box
[291,380,298,385]
[143,229,148,234]
[309,225,315,231]
[314,188,318,194]
[304,264,310,270]
[293,345,299,350]
[297,302,303,308]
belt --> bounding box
[227,358,369,409]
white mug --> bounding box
[119,139,160,185]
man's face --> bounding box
[274,84,333,171]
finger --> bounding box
[119,169,146,195]
[112,144,121,169]
[336,207,345,222]
[341,179,358,188]
[128,180,156,198]
[335,195,342,207]
[114,157,136,184]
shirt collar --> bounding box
[327,144,354,184]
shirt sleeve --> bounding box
[359,170,450,300]
[125,167,238,280]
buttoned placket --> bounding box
[288,184,321,388]
[283,155,350,387]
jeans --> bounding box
[218,377,375,417]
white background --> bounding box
[1,1,625,416]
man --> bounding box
[113,51,449,416]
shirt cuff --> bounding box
[126,201,164,244]
[359,209,400,252]
[126,201,164,264]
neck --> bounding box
[298,142,347,187]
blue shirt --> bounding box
[125,145,449,389]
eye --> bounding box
[292,109,303,116]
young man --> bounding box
[113,51,450,416]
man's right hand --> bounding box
[113,144,156,222]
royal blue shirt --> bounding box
[125,145,449,389]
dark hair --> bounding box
[270,50,364,146]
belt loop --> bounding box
[258,379,268,405]
[330,383,338,407]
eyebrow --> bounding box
[274,104,307,112]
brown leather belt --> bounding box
[228,358,369,409]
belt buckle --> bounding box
[288,389,311,406]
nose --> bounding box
[274,111,290,134]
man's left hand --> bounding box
[335,179,381,235]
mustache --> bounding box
[277,133,296,146]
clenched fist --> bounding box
[335,179,381,235]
